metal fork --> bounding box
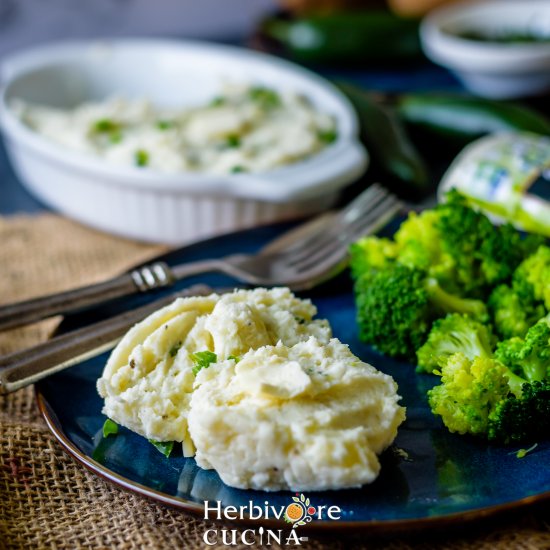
[0,184,403,332]
[0,185,403,394]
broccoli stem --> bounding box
[505,371,528,398]
[520,360,547,385]
[425,278,487,320]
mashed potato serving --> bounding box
[13,85,338,174]
[97,288,405,491]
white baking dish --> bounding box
[0,39,367,244]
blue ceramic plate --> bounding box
[36,221,550,533]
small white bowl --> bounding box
[0,39,367,244]
[421,0,550,98]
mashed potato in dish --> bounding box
[13,85,337,174]
[97,287,405,491]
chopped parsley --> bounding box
[230,165,246,174]
[169,342,182,358]
[249,87,280,108]
[93,119,123,143]
[228,355,241,363]
[225,134,241,148]
[135,149,149,167]
[102,418,119,438]
[210,96,226,107]
[318,129,338,144]
[156,120,174,130]
[109,132,123,144]
[149,440,174,458]
[93,118,120,133]
[511,443,538,459]
[192,350,217,376]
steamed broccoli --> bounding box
[487,381,550,444]
[349,236,397,280]
[350,191,542,305]
[416,313,494,374]
[435,191,544,298]
[393,210,456,289]
[513,245,550,310]
[349,209,455,287]
[488,284,546,339]
[495,315,550,383]
[354,264,487,361]
[428,352,550,444]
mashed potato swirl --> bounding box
[97,288,330,451]
[97,287,405,491]
[189,337,405,491]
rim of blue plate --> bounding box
[35,389,550,533]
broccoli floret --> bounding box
[436,190,544,298]
[488,381,550,444]
[493,337,525,376]
[428,354,510,437]
[513,245,550,310]
[428,352,550,444]
[416,313,494,374]
[349,236,397,280]
[354,265,430,360]
[488,284,546,339]
[480,223,543,290]
[354,264,487,360]
[393,210,456,289]
[495,315,550,383]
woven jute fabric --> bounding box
[0,214,549,550]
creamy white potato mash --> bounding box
[97,287,405,492]
[190,337,405,491]
[97,288,331,451]
[13,85,337,174]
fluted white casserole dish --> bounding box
[0,39,367,244]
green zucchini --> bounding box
[397,94,550,145]
[337,83,431,199]
[261,11,422,65]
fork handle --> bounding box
[0,259,221,332]
[0,284,214,394]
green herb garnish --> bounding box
[230,165,246,173]
[511,443,538,459]
[94,118,120,133]
[225,135,241,148]
[93,119,123,143]
[454,29,550,44]
[228,355,241,363]
[210,96,226,107]
[318,129,338,144]
[149,440,174,458]
[169,342,182,358]
[156,120,174,130]
[192,350,217,375]
[135,149,149,167]
[102,418,119,438]
[249,87,280,108]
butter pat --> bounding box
[236,356,313,399]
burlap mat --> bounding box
[0,214,549,550]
